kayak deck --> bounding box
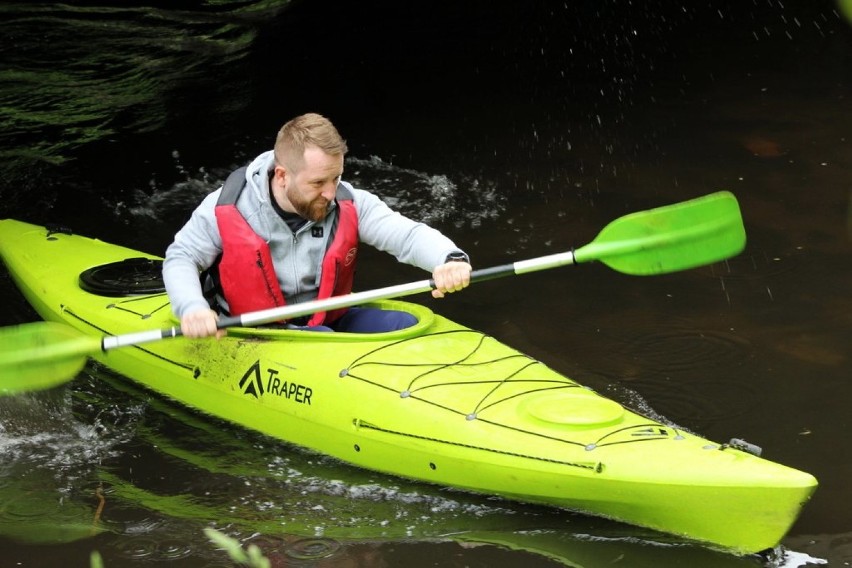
[0,218,817,554]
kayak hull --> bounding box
[0,219,817,554]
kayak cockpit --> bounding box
[78,257,437,342]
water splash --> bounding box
[766,546,828,567]
[119,153,504,235]
[346,155,504,229]
[0,386,137,469]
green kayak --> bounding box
[0,218,817,554]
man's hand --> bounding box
[181,308,226,339]
[431,261,472,299]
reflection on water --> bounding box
[0,1,286,154]
[0,0,289,217]
[0,384,143,545]
[0,367,777,567]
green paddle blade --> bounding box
[0,321,100,395]
[573,191,746,275]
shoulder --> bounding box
[185,187,223,222]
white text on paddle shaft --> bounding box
[238,360,313,404]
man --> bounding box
[163,113,472,338]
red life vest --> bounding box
[214,167,359,326]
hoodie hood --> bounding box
[244,149,276,204]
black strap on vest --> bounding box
[204,166,248,311]
[217,166,248,206]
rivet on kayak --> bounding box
[466,413,477,421]
[193,368,201,379]
[400,390,410,398]
[354,444,360,452]
[429,462,436,470]
[339,369,349,378]
[585,444,597,451]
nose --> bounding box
[321,182,337,201]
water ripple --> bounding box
[114,536,160,560]
[623,378,761,426]
[285,537,342,560]
[618,328,752,375]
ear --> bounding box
[273,164,288,185]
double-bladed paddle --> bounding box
[0,191,746,394]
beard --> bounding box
[287,187,330,222]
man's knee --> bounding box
[335,308,416,333]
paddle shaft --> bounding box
[100,251,577,351]
[102,187,747,350]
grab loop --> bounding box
[720,438,763,457]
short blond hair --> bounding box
[274,113,348,170]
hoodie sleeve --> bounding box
[162,189,224,318]
[350,184,465,271]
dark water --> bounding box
[1,0,850,566]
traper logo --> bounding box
[238,360,313,405]
[239,360,265,398]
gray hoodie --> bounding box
[162,150,465,318]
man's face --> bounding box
[279,146,344,222]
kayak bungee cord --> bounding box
[340,329,689,453]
